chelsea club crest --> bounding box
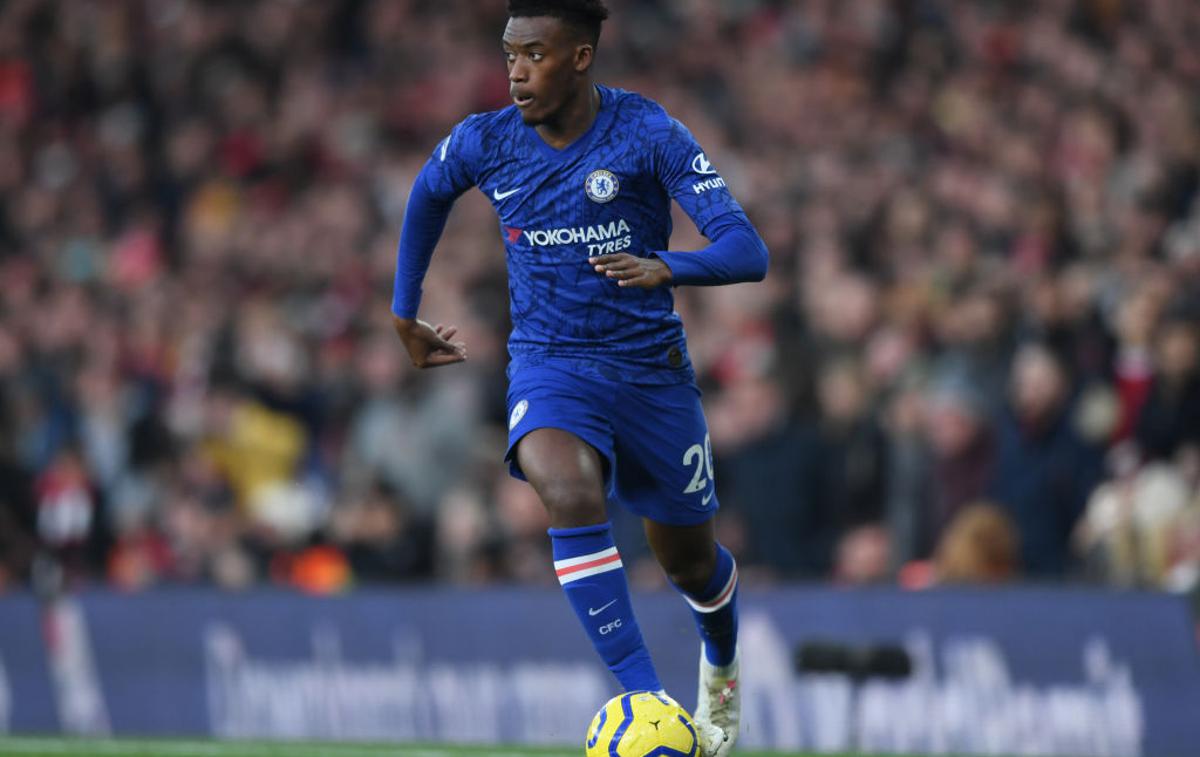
[585,169,619,203]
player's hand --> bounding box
[391,316,467,369]
[589,253,673,289]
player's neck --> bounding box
[536,83,600,150]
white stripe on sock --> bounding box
[553,546,619,570]
[684,562,738,614]
[557,556,624,584]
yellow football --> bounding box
[585,690,698,756]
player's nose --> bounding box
[508,59,529,83]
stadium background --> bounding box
[0,0,1199,755]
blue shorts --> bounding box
[505,364,719,526]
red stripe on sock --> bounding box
[556,552,621,578]
[695,566,738,609]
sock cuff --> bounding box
[547,521,612,539]
[682,544,738,615]
[550,522,622,585]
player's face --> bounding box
[503,16,593,126]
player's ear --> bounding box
[574,43,594,73]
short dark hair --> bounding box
[507,0,609,46]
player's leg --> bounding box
[644,516,740,757]
[643,518,738,669]
[515,427,662,693]
[609,382,740,755]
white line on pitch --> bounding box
[0,740,446,757]
[0,741,566,757]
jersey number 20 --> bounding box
[682,434,714,494]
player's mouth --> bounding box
[512,93,535,108]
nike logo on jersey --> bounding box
[702,490,715,506]
[493,187,522,201]
[588,599,618,616]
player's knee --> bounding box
[663,559,716,596]
[536,478,606,527]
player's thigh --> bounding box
[611,382,719,526]
[505,368,616,527]
[515,428,609,528]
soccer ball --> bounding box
[585,690,699,757]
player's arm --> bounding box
[391,122,481,368]
[592,115,767,289]
[650,212,768,286]
[590,213,766,288]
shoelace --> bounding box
[716,679,737,707]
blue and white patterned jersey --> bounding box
[403,85,757,385]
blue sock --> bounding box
[550,522,662,692]
[674,543,739,667]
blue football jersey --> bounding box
[418,85,750,385]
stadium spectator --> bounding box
[1134,315,1200,463]
[1077,462,1195,588]
[0,431,36,591]
[989,344,1105,576]
[934,502,1021,585]
[712,370,828,577]
[329,481,435,584]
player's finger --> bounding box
[437,325,459,341]
[421,356,464,368]
[429,331,459,351]
[590,254,633,271]
[422,351,467,367]
[599,260,637,277]
[614,261,646,277]
[428,338,465,357]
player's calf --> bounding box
[671,543,739,668]
[669,543,740,754]
[551,522,662,692]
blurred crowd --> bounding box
[0,0,1198,601]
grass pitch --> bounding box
[0,737,865,757]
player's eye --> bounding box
[529,52,544,62]
[504,51,516,63]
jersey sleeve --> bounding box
[648,109,768,286]
[418,114,487,201]
[651,114,745,235]
[390,116,487,318]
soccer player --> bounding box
[390,1,766,754]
